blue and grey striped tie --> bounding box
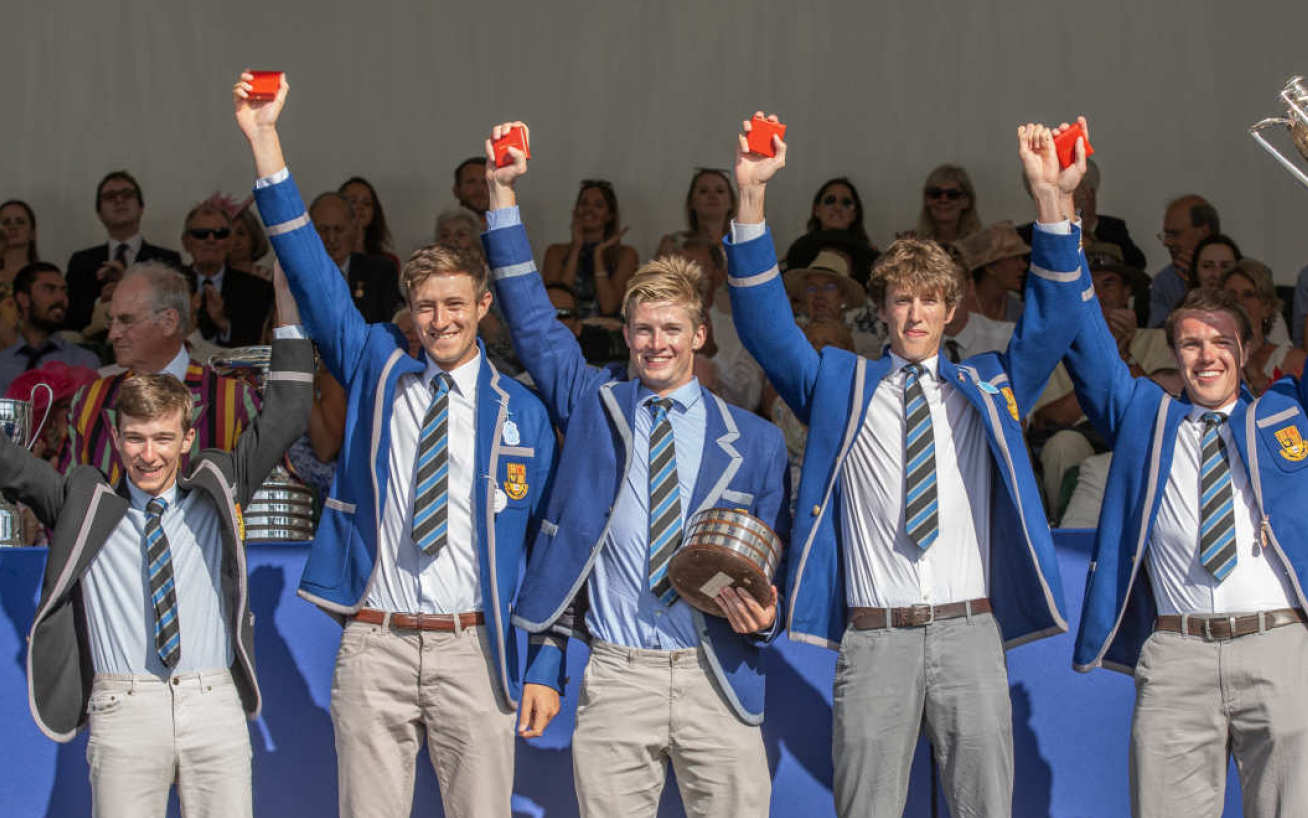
[1198,411,1237,581]
[412,373,453,556]
[145,497,181,668]
[647,398,683,605]
[903,364,939,550]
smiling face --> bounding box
[408,272,491,370]
[1195,243,1238,289]
[574,186,613,234]
[813,182,857,231]
[0,203,33,248]
[879,283,957,363]
[1222,272,1267,339]
[924,182,968,227]
[1172,310,1247,408]
[113,408,196,496]
[689,172,732,227]
[454,162,489,215]
[18,269,69,331]
[623,300,706,396]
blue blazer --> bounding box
[482,215,790,725]
[253,174,557,708]
[726,225,1082,651]
[1067,269,1308,673]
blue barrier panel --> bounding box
[0,534,1244,816]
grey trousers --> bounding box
[571,640,770,818]
[1131,624,1308,817]
[832,612,1013,818]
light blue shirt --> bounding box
[586,378,706,650]
[80,480,232,676]
[1148,264,1187,328]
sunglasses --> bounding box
[924,187,965,201]
[188,227,231,240]
[822,195,855,208]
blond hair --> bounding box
[114,374,194,431]
[400,243,489,300]
[867,237,964,309]
[621,255,705,326]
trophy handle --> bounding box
[1249,117,1308,189]
[26,383,54,450]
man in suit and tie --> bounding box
[726,113,1087,817]
[65,171,183,334]
[1068,262,1308,811]
[482,122,790,818]
[234,73,556,818]
[185,202,274,347]
[0,266,312,817]
[309,192,403,323]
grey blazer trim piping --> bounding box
[266,213,311,236]
[492,260,536,280]
[265,371,314,383]
[1029,263,1081,283]
[727,264,780,288]
[1256,406,1300,428]
[324,497,356,513]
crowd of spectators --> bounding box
[4,145,1308,535]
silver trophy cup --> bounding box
[0,384,53,547]
[1250,76,1308,189]
[208,347,317,542]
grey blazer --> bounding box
[0,338,314,742]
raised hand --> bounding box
[484,121,530,210]
[734,111,788,191]
[233,70,289,139]
[596,226,629,252]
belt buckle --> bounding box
[908,604,935,627]
[1202,616,1236,641]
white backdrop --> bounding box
[5,1,1308,283]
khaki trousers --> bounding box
[1131,624,1308,817]
[571,640,769,818]
[329,620,517,818]
[86,670,252,818]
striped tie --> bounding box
[145,498,181,668]
[1198,411,1237,581]
[647,398,683,605]
[903,364,939,550]
[412,373,453,556]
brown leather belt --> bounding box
[1154,608,1307,641]
[849,598,992,630]
[352,608,484,632]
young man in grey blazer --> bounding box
[0,267,312,818]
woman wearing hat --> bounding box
[783,177,879,286]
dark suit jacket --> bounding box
[65,241,183,332]
[0,338,313,742]
[346,253,402,324]
[195,267,275,347]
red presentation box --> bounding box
[249,71,283,102]
[1054,122,1095,169]
[747,117,787,157]
[492,126,531,168]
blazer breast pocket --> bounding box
[1256,413,1308,474]
[496,452,537,510]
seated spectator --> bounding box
[340,175,401,274]
[956,221,1028,322]
[65,171,182,333]
[679,235,764,412]
[185,201,273,347]
[452,156,489,228]
[1222,259,1305,394]
[783,178,879,286]
[0,262,100,393]
[1030,245,1177,514]
[435,207,481,251]
[0,266,15,350]
[909,163,981,244]
[309,192,401,323]
[541,179,638,317]
[1147,194,1218,327]
[391,307,422,358]
[943,279,1013,360]
[1,200,39,284]
[1188,233,1241,289]
[657,167,737,255]
[61,261,259,482]
[230,203,273,281]
[1293,261,1308,348]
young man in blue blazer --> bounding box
[1068,270,1308,811]
[726,114,1087,817]
[233,76,556,818]
[481,122,790,818]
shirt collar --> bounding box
[126,479,179,513]
[637,377,703,414]
[888,350,939,381]
[1188,398,1238,423]
[196,264,226,290]
[109,234,143,259]
[425,348,481,396]
[159,344,192,380]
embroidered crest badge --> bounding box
[1274,425,1308,462]
[1000,386,1020,422]
[504,462,529,500]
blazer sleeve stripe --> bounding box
[728,264,780,288]
[266,213,311,236]
[1029,263,1082,283]
[493,260,537,281]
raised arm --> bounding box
[0,434,67,529]
[233,71,371,385]
[725,112,824,424]
[479,122,610,429]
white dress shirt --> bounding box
[1147,401,1297,615]
[82,481,232,676]
[364,352,482,613]
[839,353,992,608]
[107,234,143,266]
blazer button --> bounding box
[811,505,821,516]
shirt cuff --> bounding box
[273,324,306,340]
[1033,219,1072,235]
[730,220,767,243]
[255,167,290,189]
[485,206,522,230]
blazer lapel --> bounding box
[690,389,742,514]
